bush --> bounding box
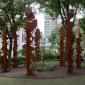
[36,61,58,71]
[40,46,60,60]
[36,64,57,71]
[18,48,25,57]
[17,57,25,65]
[42,50,58,60]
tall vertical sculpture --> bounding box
[76,32,83,68]
[35,28,41,61]
[13,21,18,68]
[24,7,37,75]
[66,9,74,74]
[2,30,8,72]
[60,27,65,66]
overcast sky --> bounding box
[35,13,44,35]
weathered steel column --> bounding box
[2,30,8,72]
[59,27,65,66]
[76,32,83,68]
[35,28,41,61]
[24,7,37,75]
[66,9,74,74]
[13,21,18,68]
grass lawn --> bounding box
[0,60,85,85]
[0,75,85,85]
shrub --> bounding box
[42,50,58,60]
[17,57,25,65]
[36,61,58,71]
[18,48,25,57]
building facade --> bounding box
[44,13,57,38]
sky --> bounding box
[31,3,84,36]
[35,11,84,34]
[35,13,44,35]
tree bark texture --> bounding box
[35,28,41,61]
[13,21,18,68]
[2,31,8,72]
[60,27,65,66]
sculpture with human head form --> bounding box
[67,9,74,21]
[25,6,37,32]
[24,6,37,75]
[25,7,35,20]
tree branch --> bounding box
[72,3,79,25]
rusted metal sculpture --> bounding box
[60,27,65,66]
[2,30,8,72]
[76,32,83,68]
[13,21,18,68]
[35,28,41,61]
[66,9,74,74]
[24,7,37,75]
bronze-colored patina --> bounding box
[24,7,37,75]
[35,28,41,61]
[2,30,8,72]
[66,9,74,74]
[60,27,65,66]
[13,21,18,68]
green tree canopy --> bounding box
[36,0,85,29]
[0,0,35,30]
[80,17,85,34]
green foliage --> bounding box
[40,46,59,60]
[36,0,85,29]
[36,0,85,16]
[36,61,58,71]
[0,0,35,31]
[49,27,60,47]
[43,51,57,60]
[0,0,35,61]
[18,48,25,57]
[80,17,85,34]
[17,57,25,65]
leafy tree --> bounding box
[49,27,60,48]
[0,0,35,69]
[36,0,85,29]
[36,0,85,73]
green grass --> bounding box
[0,61,85,85]
[0,75,85,85]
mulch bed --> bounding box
[0,66,85,79]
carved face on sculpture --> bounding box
[25,7,32,17]
[35,29,40,35]
[68,9,74,20]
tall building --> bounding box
[44,13,57,38]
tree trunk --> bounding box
[76,33,82,68]
[2,31,8,72]
[13,21,18,68]
[59,27,65,66]
[66,21,74,74]
[8,32,13,70]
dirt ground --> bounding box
[0,66,85,79]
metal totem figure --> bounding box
[35,28,41,61]
[24,7,37,75]
[76,32,83,68]
[2,30,8,72]
[66,9,74,74]
[60,27,65,66]
[13,21,18,68]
